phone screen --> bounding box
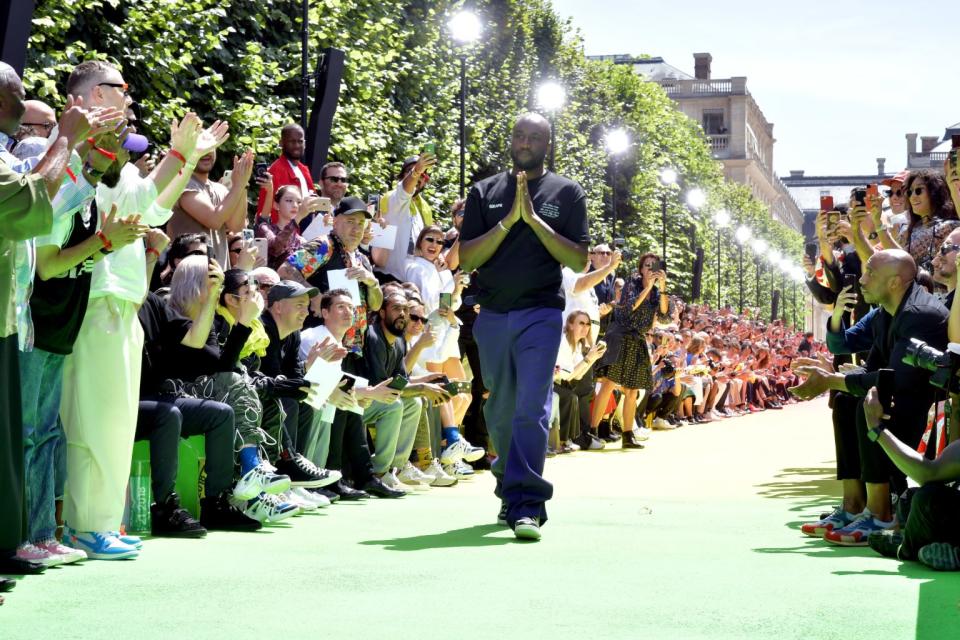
[387,376,409,391]
[439,293,452,310]
[820,195,834,212]
[877,368,895,415]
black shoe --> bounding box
[597,419,612,440]
[0,577,15,592]
[308,487,340,503]
[470,455,492,471]
[0,556,44,575]
[868,530,906,559]
[497,501,508,526]
[362,476,405,499]
[329,480,369,500]
[151,492,208,538]
[575,432,605,451]
[621,430,645,450]
[273,454,338,488]
[200,492,262,532]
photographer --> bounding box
[862,387,960,570]
[792,249,948,545]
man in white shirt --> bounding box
[58,60,230,560]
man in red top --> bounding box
[256,124,315,223]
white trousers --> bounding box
[61,297,143,532]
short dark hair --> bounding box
[320,288,352,313]
[168,233,209,264]
[220,269,252,306]
[320,161,347,180]
[280,123,303,139]
[66,60,118,98]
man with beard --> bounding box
[255,124,316,223]
[459,113,590,541]
[373,153,437,282]
[168,148,253,267]
[299,161,349,233]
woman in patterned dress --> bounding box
[589,253,672,450]
[890,170,958,275]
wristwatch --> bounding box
[867,424,886,442]
[868,231,879,240]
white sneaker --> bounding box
[381,469,413,493]
[397,462,431,490]
[635,426,651,441]
[652,418,675,431]
[233,461,291,499]
[303,489,332,507]
[289,487,324,510]
[243,493,299,523]
[425,459,458,487]
[564,440,581,451]
[444,460,475,479]
[281,489,317,512]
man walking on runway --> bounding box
[459,113,589,540]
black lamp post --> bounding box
[449,10,482,198]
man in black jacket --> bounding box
[793,250,948,545]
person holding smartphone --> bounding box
[372,153,437,282]
[459,113,590,541]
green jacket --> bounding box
[0,159,52,338]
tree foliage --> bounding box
[24,0,805,324]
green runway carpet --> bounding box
[3,399,958,639]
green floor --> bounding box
[3,399,958,639]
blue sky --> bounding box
[550,0,958,177]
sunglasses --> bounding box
[22,121,55,133]
[257,282,274,290]
[323,176,349,184]
[907,187,925,197]
[98,81,129,96]
[885,188,904,198]
[409,314,427,323]
[422,237,443,245]
[591,250,611,256]
[939,243,960,256]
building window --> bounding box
[703,110,726,135]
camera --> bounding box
[902,339,960,393]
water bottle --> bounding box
[128,460,152,534]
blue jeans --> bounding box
[473,306,562,526]
[19,347,66,543]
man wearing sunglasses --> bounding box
[10,100,56,164]
[931,229,960,309]
[299,161,350,233]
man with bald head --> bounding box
[460,112,589,540]
[793,249,948,545]
[11,100,56,163]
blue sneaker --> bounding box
[64,528,139,560]
[110,531,144,549]
[824,509,895,546]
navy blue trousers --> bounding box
[473,307,561,527]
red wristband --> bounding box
[169,149,187,165]
[96,230,113,251]
[146,248,161,260]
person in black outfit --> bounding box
[459,113,590,540]
[137,260,261,534]
[794,250,948,540]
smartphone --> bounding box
[443,380,471,395]
[866,183,879,201]
[255,162,269,180]
[241,228,255,243]
[338,375,356,392]
[820,195,834,212]
[853,188,867,207]
[952,134,960,149]
[253,238,269,260]
[387,375,409,391]
[804,242,818,263]
[876,368,895,416]
[423,142,436,156]
[367,193,381,209]
[317,196,332,213]
[951,149,959,171]
[827,211,840,231]
[439,293,452,310]
[613,237,626,249]
[843,273,858,292]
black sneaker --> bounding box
[918,543,960,571]
[328,480,369,500]
[151,493,207,538]
[200,492,262,531]
[0,577,15,592]
[273,454,339,488]
[362,476,405,499]
[496,501,508,526]
[867,529,904,559]
[308,487,340,503]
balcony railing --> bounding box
[660,78,745,97]
[709,134,729,155]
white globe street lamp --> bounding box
[449,10,482,43]
[686,188,706,209]
[659,167,677,186]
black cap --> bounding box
[333,196,372,219]
[267,280,320,305]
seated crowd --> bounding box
[789,162,960,571]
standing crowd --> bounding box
[1,55,822,599]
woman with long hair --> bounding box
[590,253,671,449]
[883,170,959,274]
[554,310,606,452]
